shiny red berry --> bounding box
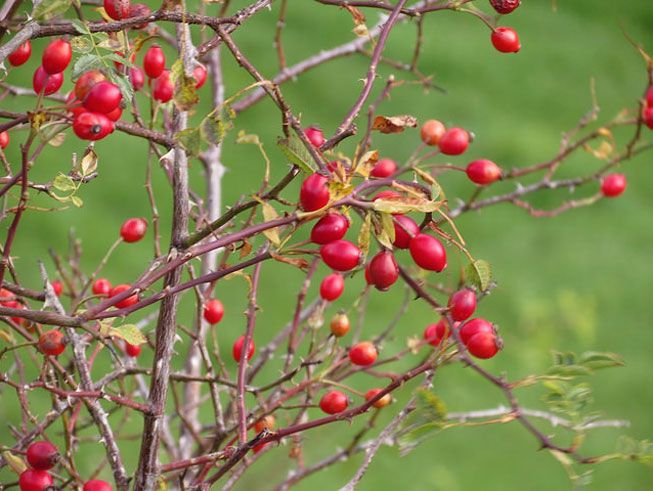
[320,273,345,301]
[466,331,501,359]
[367,251,399,291]
[491,27,521,53]
[299,173,330,211]
[83,81,122,114]
[125,342,141,358]
[349,341,377,366]
[38,330,66,356]
[305,127,325,148]
[365,388,391,408]
[83,479,114,491]
[320,240,361,271]
[644,106,653,129]
[19,469,53,491]
[26,441,59,470]
[600,173,626,197]
[193,65,207,88]
[106,106,122,122]
[130,66,145,91]
[392,215,419,249]
[420,119,446,145]
[51,280,63,296]
[42,39,71,74]
[143,45,165,79]
[466,159,502,185]
[0,131,9,149]
[33,67,63,95]
[330,312,350,337]
[72,112,114,141]
[489,0,521,14]
[646,85,653,106]
[120,217,147,242]
[310,213,349,244]
[203,299,224,324]
[74,70,107,101]
[459,318,495,345]
[152,70,173,103]
[423,320,452,347]
[254,415,275,433]
[233,336,255,362]
[319,390,348,414]
[8,41,31,67]
[448,289,477,321]
[370,158,397,178]
[104,0,131,20]
[438,127,469,155]
[92,278,112,296]
[409,234,447,272]
[110,284,139,309]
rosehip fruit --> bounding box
[491,27,521,53]
[74,70,107,100]
[0,131,9,149]
[392,215,420,249]
[310,213,349,244]
[330,312,350,337]
[152,70,173,103]
[52,280,63,296]
[367,251,399,291]
[365,388,391,408]
[42,39,72,74]
[72,112,114,141]
[143,45,165,79]
[120,217,147,242]
[110,284,139,308]
[458,318,495,345]
[320,273,345,301]
[125,342,141,358]
[128,3,152,29]
[420,119,446,146]
[305,127,325,148]
[8,41,31,67]
[38,330,66,356]
[26,441,59,470]
[489,0,521,14]
[423,320,452,347]
[33,67,63,95]
[233,335,255,362]
[319,390,348,414]
[193,65,207,89]
[646,85,653,106]
[320,240,361,271]
[106,106,122,122]
[254,415,275,433]
[66,92,85,117]
[104,0,131,20]
[203,299,224,324]
[466,331,501,359]
[448,289,476,321]
[600,173,626,197]
[83,81,122,114]
[370,158,397,178]
[92,278,112,296]
[466,159,502,185]
[130,66,145,91]
[409,234,447,272]
[438,127,470,155]
[644,106,653,129]
[299,173,330,211]
[349,341,377,366]
[19,469,53,491]
[83,479,113,491]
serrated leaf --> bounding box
[464,259,492,291]
[2,451,27,475]
[278,133,317,174]
[357,212,372,259]
[33,0,72,20]
[71,18,89,35]
[70,36,94,54]
[53,174,76,192]
[72,54,105,80]
[372,115,418,134]
[109,324,146,345]
[578,351,624,370]
[200,114,230,146]
[176,128,201,157]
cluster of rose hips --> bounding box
[18,440,112,491]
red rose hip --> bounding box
[330,312,350,337]
[365,388,391,408]
[349,341,377,366]
[203,299,224,324]
[125,342,141,358]
[104,0,131,20]
[0,131,9,149]
[38,330,66,356]
[489,0,521,14]
[110,284,139,308]
[152,70,173,103]
[26,441,59,470]
[320,240,361,271]
[92,278,112,296]
[310,213,349,244]
[33,67,63,95]
[319,390,348,414]
[120,217,147,242]
[420,119,446,146]
[143,45,165,79]
[75,70,107,101]
[423,320,452,346]
[130,66,145,91]
[438,127,470,155]
[459,318,495,345]
[600,173,626,198]
[8,41,31,67]
[367,251,399,291]
[466,159,502,185]
[83,479,114,491]
[466,331,501,359]
[305,127,325,148]
[448,289,477,321]
[19,469,53,491]
[370,158,397,178]
[392,215,419,249]
[42,39,72,74]
[72,112,114,141]
[83,81,122,114]
[409,234,447,272]
[491,27,521,53]
[320,273,345,301]
[233,335,255,362]
[193,65,207,88]
[299,173,330,211]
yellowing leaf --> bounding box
[109,324,146,345]
[372,115,418,134]
[358,212,372,259]
[254,197,281,246]
[2,451,27,475]
[354,150,379,177]
[373,198,441,214]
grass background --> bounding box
[1,0,653,489]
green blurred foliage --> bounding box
[1,0,653,489]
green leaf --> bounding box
[71,18,89,35]
[70,36,93,54]
[578,351,625,370]
[547,364,593,377]
[53,174,76,192]
[170,59,199,111]
[277,133,317,174]
[32,0,72,20]
[464,259,492,291]
[200,114,230,146]
[72,54,105,80]
[70,196,83,207]
[176,128,201,157]
[106,70,134,105]
[109,324,146,345]
[396,389,447,456]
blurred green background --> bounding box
[1,0,653,489]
